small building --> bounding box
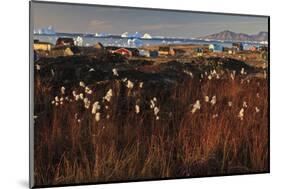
[55,37,75,46]
[209,44,224,52]
[258,45,268,52]
[112,48,133,57]
[243,44,258,51]
[249,46,257,51]
[208,44,215,51]
[196,48,204,56]
[174,49,186,57]
[159,46,175,56]
[139,49,150,57]
[139,50,159,58]
[49,46,80,57]
[106,46,139,57]
[232,42,243,51]
[149,50,158,58]
[33,40,53,51]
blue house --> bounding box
[149,50,158,58]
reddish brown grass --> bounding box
[33,74,268,186]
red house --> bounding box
[112,48,133,57]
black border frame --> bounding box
[29,1,270,188]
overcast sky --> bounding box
[32,2,268,38]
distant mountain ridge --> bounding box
[200,30,268,42]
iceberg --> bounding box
[142,33,152,39]
[34,26,56,35]
[131,32,142,38]
[121,32,142,38]
[121,32,129,38]
[127,38,143,47]
[95,32,107,37]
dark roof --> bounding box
[159,46,171,51]
[56,37,74,41]
[56,37,75,45]
[34,40,53,45]
[78,46,103,55]
[173,49,185,53]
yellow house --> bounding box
[49,46,80,57]
[34,40,53,51]
[159,46,175,56]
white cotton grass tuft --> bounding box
[135,104,140,114]
[242,101,247,108]
[79,93,84,100]
[238,108,244,120]
[92,101,101,114]
[61,86,65,94]
[230,73,235,80]
[85,86,92,94]
[55,96,59,102]
[89,68,95,72]
[35,64,40,71]
[228,101,232,107]
[154,107,160,116]
[75,95,79,101]
[79,81,85,88]
[210,96,216,106]
[263,70,267,79]
[191,100,201,114]
[139,82,143,88]
[204,96,209,102]
[95,112,101,122]
[112,68,119,76]
[126,80,134,89]
[230,70,236,80]
[104,89,113,102]
[212,114,218,119]
[216,74,220,79]
[208,75,212,80]
[256,93,260,98]
[240,68,245,75]
[184,70,193,78]
[83,98,91,109]
[150,100,156,109]
[255,107,260,113]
